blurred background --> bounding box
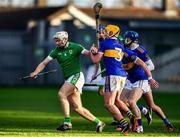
[0,0,180,92]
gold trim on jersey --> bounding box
[104,50,124,58]
[123,62,135,70]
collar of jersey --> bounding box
[130,43,139,50]
[109,37,117,40]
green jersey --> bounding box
[48,42,85,79]
[117,35,124,42]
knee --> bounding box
[120,97,126,103]
[115,99,124,107]
[119,98,128,106]
[146,100,156,108]
[104,102,114,110]
[58,91,66,99]
[128,100,136,107]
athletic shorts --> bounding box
[66,72,84,93]
[105,75,126,92]
[124,79,151,94]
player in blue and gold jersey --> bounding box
[90,24,130,133]
[121,47,159,133]
[123,30,174,132]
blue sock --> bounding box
[138,119,142,126]
[163,118,171,125]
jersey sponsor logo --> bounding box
[58,50,73,57]
[69,50,73,54]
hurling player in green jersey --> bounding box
[30,31,105,132]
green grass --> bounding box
[0,87,180,137]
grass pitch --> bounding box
[0,87,180,137]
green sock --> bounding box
[93,117,101,124]
[64,117,71,123]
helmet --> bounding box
[99,25,106,32]
[105,24,120,38]
[53,31,68,40]
[124,31,139,42]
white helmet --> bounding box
[53,31,68,40]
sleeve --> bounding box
[125,49,137,63]
[98,42,105,54]
[140,49,154,69]
[48,49,57,60]
[140,49,150,62]
[145,59,155,71]
[76,44,85,54]
[81,49,89,54]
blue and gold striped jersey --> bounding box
[123,48,148,83]
[99,39,126,77]
[130,44,150,62]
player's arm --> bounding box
[142,53,155,71]
[81,49,90,56]
[90,45,104,63]
[145,58,155,71]
[134,57,159,89]
[30,57,52,79]
[77,43,90,56]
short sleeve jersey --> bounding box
[123,48,148,83]
[131,44,150,62]
[123,49,137,66]
[99,39,126,77]
[48,42,84,79]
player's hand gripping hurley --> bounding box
[19,69,57,80]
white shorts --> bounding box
[124,79,151,94]
[66,72,84,93]
[105,75,126,92]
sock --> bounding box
[64,117,71,123]
[118,119,128,127]
[163,118,171,125]
[94,117,101,125]
[126,110,134,118]
[138,105,148,115]
[119,119,126,124]
[137,119,142,126]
